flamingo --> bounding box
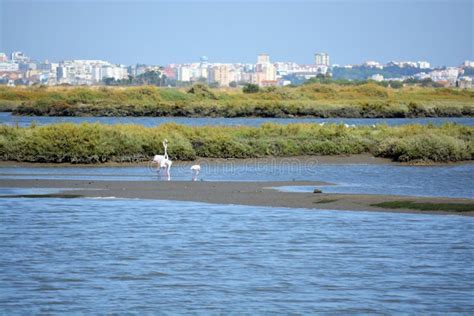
[152,139,172,180]
[190,164,201,181]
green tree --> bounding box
[208,81,220,89]
[103,77,117,86]
[243,83,260,93]
[389,81,403,89]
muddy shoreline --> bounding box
[1,179,473,216]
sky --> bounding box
[0,0,472,66]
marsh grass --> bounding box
[372,201,474,212]
[313,199,339,204]
[1,84,472,117]
[0,122,471,163]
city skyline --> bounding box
[0,49,452,67]
[1,0,472,67]
[3,48,472,88]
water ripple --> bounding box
[0,198,473,313]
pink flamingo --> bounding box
[152,139,172,180]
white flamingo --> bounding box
[152,139,172,180]
[190,164,201,181]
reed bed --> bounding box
[0,122,472,163]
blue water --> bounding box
[1,162,473,198]
[0,197,473,313]
[1,112,472,127]
[0,187,74,195]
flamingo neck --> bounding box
[163,141,168,160]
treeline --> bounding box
[331,65,430,81]
[0,122,472,163]
[304,76,445,88]
[103,70,165,86]
[0,83,473,118]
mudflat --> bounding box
[1,179,473,216]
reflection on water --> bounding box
[0,197,472,313]
[1,112,473,127]
[1,162,473,199]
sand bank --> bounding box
[1,179,473,216]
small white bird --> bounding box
[190,164,201,181]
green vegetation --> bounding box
[371,201,474,212]
[304,76,440,89]
[0,83,472,118]
[313,198,339,204]
[243,83,260,93]
[103,70,165,86]
[0,122,472,163]
[331,65,434,81]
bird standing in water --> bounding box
[152,139,172,180]
[190,164,201,181]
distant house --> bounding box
[260,80,278,87]
[435,80,451,87]
[458,77,472,89]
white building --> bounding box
[371,74,384,82]
[0,62,19,72]
[11,51,29,63]
[458,76,472,89]
[463,60,474,68]
[255,54,276,85]
[364,61,383,68]
[314,52,330,66]
[428,67,459,84]
[57,60,127,85]
[177,65,191,82]
[257,54,270,64]
[391,61,418,68]
[101,65,128,81]
[209,64,231,87]
[417,61,431,69]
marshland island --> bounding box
[1,83,473,118]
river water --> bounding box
[1,114,473,313]
[0,196,473,313]
[1,112,473,127]
[1,162,473,198]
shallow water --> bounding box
[1,112,473,127]
[1,162,473,198]
[0,196,472,313]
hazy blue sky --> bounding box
[1,0,472,66]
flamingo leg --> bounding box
[165,165,171,181]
